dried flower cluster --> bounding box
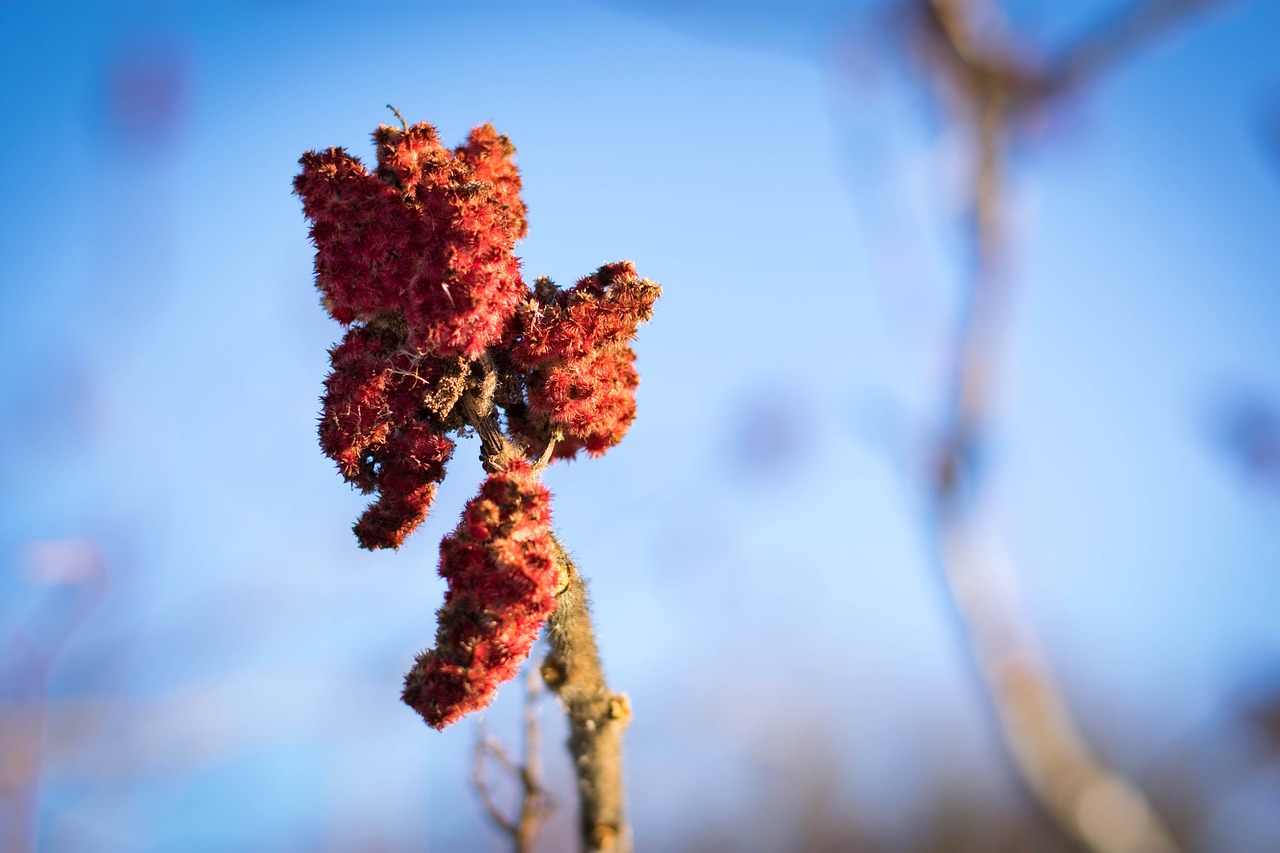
[295,115,659,728]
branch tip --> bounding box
[386,104,408,132]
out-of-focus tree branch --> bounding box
[1043,0,1225,99]
[0,540,107,853]
[937,519,1179,853]
[915,0,1226,114]
[898,1,1223,850]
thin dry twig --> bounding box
[936,518,1180,853]
[472,664,556,853]
[460,391,521,473]
[474,732,519,836]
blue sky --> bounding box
[2,1,1279,850]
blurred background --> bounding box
[2,1,1279,850]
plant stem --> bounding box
[543,537,631,853]
[460,385,631,852]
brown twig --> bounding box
[0,636,44,853]
[935,520,1180,853]
[455,352,518,471]
[542,537,632,853]
[474,732,520,836]
[472,664,555,853]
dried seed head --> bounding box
[295,120,529,357]
[510,262,660,460]
[402,462,558,729]
[318,322,456,549]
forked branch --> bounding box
[906,1,1220,850]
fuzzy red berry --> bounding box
[299,116,661,738]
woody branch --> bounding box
[904,1,1220,850]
